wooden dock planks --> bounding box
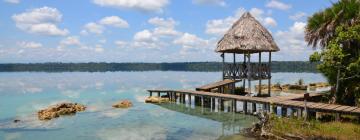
[195,79,237,91]
[147,89,360,115]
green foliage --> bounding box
[305,0,360,48]
[310,52,321,62]
[306,0,360,105]
[234,87,246,95]
[270,115,360,140]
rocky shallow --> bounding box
[112,100,133,108]
[145,96,170,103]
[37,103,86,120]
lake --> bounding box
[0,72,327,140]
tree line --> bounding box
[0,61,319,72]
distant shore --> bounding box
[0,61,319,72]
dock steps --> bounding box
[195,79,238,91]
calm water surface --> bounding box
[0,72,327,140]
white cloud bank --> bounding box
[205,7,277,36]
[192,0,226,6]
[266,0,292,10]
[12,7,69,36]
[82,22,104,35]
[99,16,129,28]
[289,12,307,21]
[81,16,128,35]
[17,41,43,48]
[274,22,313,60]
[92,0,169,12]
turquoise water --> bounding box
[0,72,327,140]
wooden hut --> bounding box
[216,12,279,96]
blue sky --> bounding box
[0,0,334,63]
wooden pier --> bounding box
[195,79,238,92]
[146,12,360,120]
[147,89,360,118]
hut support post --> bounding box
[247,53,251,95]
[259,52,262,95]
[189,94,192,106]
[232,53,236,94]
[233,53,236,79]
[233,100,237,112]
[268,52,272,96]
[252,102,256,113]
[243,101,248,114]
[243,54,246,88]
[222,53,225,80]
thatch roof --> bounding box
[216,12,279,54]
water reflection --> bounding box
[0,72,327,140]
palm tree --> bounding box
[305,0,360,104]
[305,0,360,48]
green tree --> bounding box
[306,0,360,105]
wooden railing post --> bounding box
[222,53,225,80]
[268,52,272,96]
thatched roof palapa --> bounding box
[216,12,279,54]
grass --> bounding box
[270,116,360,140]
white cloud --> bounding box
[205,8,246,36]
[192,0,226,6]
[57,36,105,53]
[92,0,169,12]
[94,45,104,53]
[81,16,128,35]
[4,0,19,4]
[274,22,312,60]
[17,49,24,55]
[148,17,179,36]
[82,22,104,35]
[173,33,214,55]
[148,17,176,28]
[131,17,182,49]
[249,8,277,27]
[205,7,276,36]
[57,36,84,51]
[289,12,307,21]
[132,29,163,49]
[97,125,166,140]
[249,7,264,19]
[99,16,129,28]
[17,41,43,48]
[114,40,127,48]
[134,29,157,42]
[12,7,69,36]
[264,17,277,27]
[266,0,292,10]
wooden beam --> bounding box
[243,54,246,88]
[233,53,236,80]
[259,52,262,95]
[247,52,251,95]
[222,53,225,80]
[268,52,272,96]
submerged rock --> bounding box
[255,84,282,91]
[13,119,20,123]
[281,84,307,90]
[37,103,86,120]
[145,96,169,103]
[309,82,330,88]
[112,100,133,108]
